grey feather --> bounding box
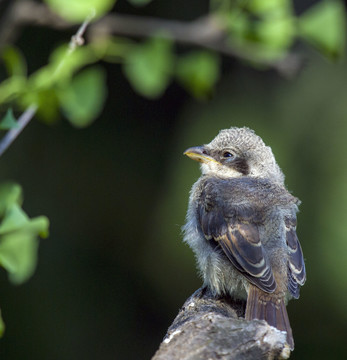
[183,127,306,349]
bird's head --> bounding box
[184,127,284,184]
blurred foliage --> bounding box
[298,0,346,58]
[222,0,296,60]
[0,182,49,336]
[1,46,27,78]
[44,0,116,22]
[58,66,107,127]
[0,0,345,122]
[0,183,49,284]
[176,51,220,99]
[219,0,346,61]
[123,36,174,98]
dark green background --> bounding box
[1,0,347,359]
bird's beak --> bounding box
[183,146,221,165]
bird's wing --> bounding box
[285,217,306,298]
[198,191,276,294]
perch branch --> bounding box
[152,287,291,360]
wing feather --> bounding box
[198,199,276,293]
[197,177,304,296]
[285,217,306,298]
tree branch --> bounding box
[0,104,37,157]
[152,288,291,360]
[0,0,302,76]
[0,0,70,46]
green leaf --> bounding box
[15,45,97,123]
[59,66,107,127]
[0,183,49,285]
[20,89,60,124]
[224,8,293,62]
[0,76,27,105]
[1,46,27,77]
[0,230,40,284]
[299,0,346,59]
[0,183,22,215]
[44,0,116,23]
[176,51,220,98]
[249,0,291,16]
[225,10,249,37]
[0,204,29,235]
[30,44,97,89]
[256,16,295,49]
[128,0,152,6]
[123,37,174,98]
[0,109,19,130]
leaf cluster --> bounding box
[0,0,344,125]
[218,0,345,60]
[0,183,49,336]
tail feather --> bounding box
[245,285,294,350]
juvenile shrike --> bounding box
[183,127,306,350]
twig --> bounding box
[69,8,96,52]
[0,8,95,157]
[0,104,37,157]
[54,8,95,75]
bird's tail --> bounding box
[245,285,294,350]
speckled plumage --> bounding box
[183,127,306,350]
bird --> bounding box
[182,127,306,350]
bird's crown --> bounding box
[204,127,285,184]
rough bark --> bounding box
[152,287,291,360]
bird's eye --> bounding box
[223,151,234,158]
